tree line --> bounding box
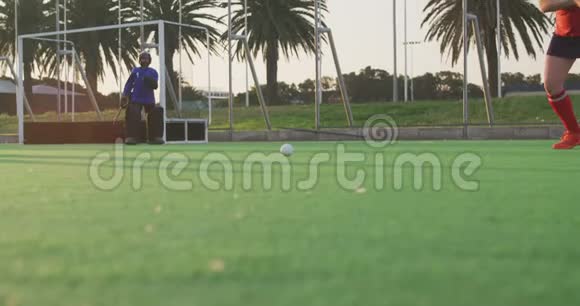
[0,0,553,106]
[236,68,580,106]
[0,0,326,105]
[236,66,486,105]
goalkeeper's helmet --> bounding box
[139,51,152,67]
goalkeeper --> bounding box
[122,51,164,145]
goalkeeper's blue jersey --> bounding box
[123,67,159,104]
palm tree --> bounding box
[227,0,326,104]
[57,0,140,93]
[421,0,550,97]
[141,0,220,91]
[0,0,53,94]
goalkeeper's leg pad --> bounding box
[147,106,165,145]
[125,103,143,143]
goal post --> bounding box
[16,20,162,144]
[463,0,495,136]
[314,0,354,130]
[15,20,210,145]
[467,14,495,127]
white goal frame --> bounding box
[16,20,211,145]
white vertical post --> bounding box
[410,42,415,102]
[158,21,166,142]
[118,0,123,107]
[72,50,103,120]
[227,0,234,130]
[404,41,420,102]
[393,0,398,102]
[411,44,414,102]
[243,39,271,130]
[470,15,495,126]
[314,0,321,130]
[178,0,183,112]
[326,30,353,127]
[17,38,24,144]
[64,0,68,115]
[403,0,408,102]
[462,0,469,130]
[207,30,212,125]
[72,55,76,122]
[140,0,145,51]
[56,0,61,120]
[244,0,249,108]
[497,0,502,98]
[14,0,20,128]
[14,0,18,64]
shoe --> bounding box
[125,137,138,145]
[553,131,580,150]
[148,137,165,145]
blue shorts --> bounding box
[547,34,580,59]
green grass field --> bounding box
[1,141,580,306]
[0,95,572,134]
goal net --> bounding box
[14,20,212,144]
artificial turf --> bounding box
[1,141,580,306]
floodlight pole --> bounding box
[403,0,408,103]
[392,0,398,103]
[227,0,234,130]
[497,0,502,98]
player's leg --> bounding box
[125,103,143,145]
[144,104,165,145]
[545,36,580,149]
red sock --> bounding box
[549,90,580,133]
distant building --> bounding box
[0,80,86,115]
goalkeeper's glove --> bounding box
[144,76,158,90]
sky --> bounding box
[167,0,576,96]
[7,0,578,96]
